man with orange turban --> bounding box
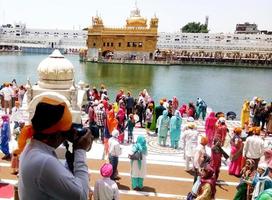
[193,136,208,183]
[18,97,93,200]
[243,126,264,169]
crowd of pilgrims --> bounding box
[0,81,272,200]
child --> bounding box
[93,163,119,200]
[233,159,256,200]
[125,114,135,144]
[252,162,267,199]
[145,103,153,135]
[11,150,20,175]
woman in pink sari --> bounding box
[205,112,217,147]
[228,127,243,177]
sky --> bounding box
[0,0,271,33]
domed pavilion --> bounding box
[23,49,87,123]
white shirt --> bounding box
[93,177,119,200]
[18,139,90,200]
[182,129,199,157]
[193,144,206,169]
[108,137,122,157]
[243,135,264,159]
[11,106,23,122]
[0,86,13,101]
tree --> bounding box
[181,22,209,33]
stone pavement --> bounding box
[1,118,272,199]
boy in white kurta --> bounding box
[94,163,120,200]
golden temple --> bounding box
[86,5,158,61]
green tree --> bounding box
[181,22,208,33]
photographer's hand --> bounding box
[74,129,93,151]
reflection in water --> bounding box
[0,53,271,115]
[82,63,154,96]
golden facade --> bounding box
[86,6,158,59]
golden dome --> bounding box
[126,6,147,28]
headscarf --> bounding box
[175,110,181,118]
[172,96,179,110]
[132,136,147,169]
[162,110,168,119]
[268,160,272,169]
[258,162,268,171]
[205,112,217,129]
[100,163,113,177]
[16,97,72,154]
[107,109,118,134]
[133,136,147,154]
[257,189,272,200]
[264,149,272,164]
[179,104,187,116]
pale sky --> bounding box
[0,0,271,33]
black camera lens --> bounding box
[74,127,88,136]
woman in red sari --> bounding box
[205,112,218,147]
[229,127,244,177]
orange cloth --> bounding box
[200,136,209,146]
[16,125,34,155]
[107,109,118,134]
[234,127,242,135]
[39,97,72,134]
[16,97,72,155]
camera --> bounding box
[64,123,88,142]
[72,123,88,137]
[65,123,99,142]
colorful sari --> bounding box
[205,112,217,147]
[229,136,243,176]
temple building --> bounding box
[86,5,158,61]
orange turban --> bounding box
[254,127,261,135]
[16,97,72,155]
[248,127,254,133]
[200,136,208,146]
[234,127,242,135]
[31,97,72,134]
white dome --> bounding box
[37,49,75,89]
